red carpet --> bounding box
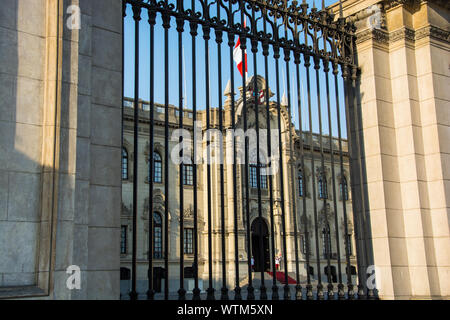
[267,271,297,284]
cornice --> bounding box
[415,25,450,43]
[356,24,450,45]
[348,0,449,46]
[389,27,416,43]
[355,28,390,45]
[383,0,422,11]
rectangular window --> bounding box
[122,149,128,180]
[183,164,193,186]
[323,229,332,259]
[249,166,257,188]
[184,228,193,254]
[260,166,267,189]
[121,225,127,254]
[249,165,267,189]
[153,160,162,183]
[154,225,162,259]
[298,177,304,197]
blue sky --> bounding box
[123,0,347,137]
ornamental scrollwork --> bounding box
[124,0,359,75]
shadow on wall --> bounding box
[0,0,78,299]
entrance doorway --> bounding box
[251,218,270,272]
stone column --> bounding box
[329,0,449,299]
[0,0,123,300]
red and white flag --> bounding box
[233,18,248,78]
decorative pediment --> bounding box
[144,141,164,162]
[143,189,166,216]
[178,205,194,222]
[315,165,331,178]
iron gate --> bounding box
[121,0,376,300]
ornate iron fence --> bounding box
[121,0,376,300]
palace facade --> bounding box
[119,76,358,296]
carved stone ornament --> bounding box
[319,203,334,227]
[178,205,194,222]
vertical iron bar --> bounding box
[162,7,171,301]
[316,13,334,300]
[272,4,290,300]
[130,4,141,301]
[311,15,327,301]
[274,44,290,301]
[176,2,186,300]
[250,5,267,301]
[215,3,228,301]
[190,4,201,300]
[203,12,215,300]
[330,63,344,299]
[284,43,301,301]
[295,51,312,301]
[305,55,323,300]
[324,58,342,301]
[314,56,332,299]
[262,10,279,301]
[300,1,314,300]
[239,3,254,301]
[303,8,324,297]
[335,69,353,300]
[227,3,241,301]
[147,5,156,301]
[342,67,356,300]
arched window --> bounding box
[122,148,128,180]
[153,212,163,259]
[153,152,162,183]
[318,174,328,199]
[183,162,194,186]
[298,170,304,197]
[340,177,349,201]
[249,164,267,189]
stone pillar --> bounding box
[329,0,449,299]
[0,0,122,299]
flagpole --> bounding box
[292,73,296,127]
[183,45,188,109]
[209,46,211,108]
[300,81,306,131]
